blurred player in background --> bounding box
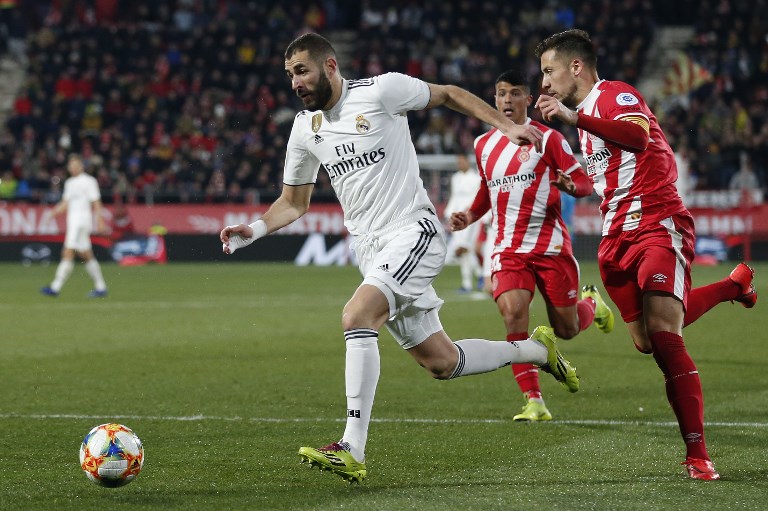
[535,29,756,480]
[443,153,482,292]
[220,33,582,483]
[450,69,613,422]
[41,154,108,298]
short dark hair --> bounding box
[495,69,531,92]
[534,29,597,68]
[284,32,337,63]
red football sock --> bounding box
[508,332,541,399]
[649,331,709,461]
[577,297,596,331]
[683,279,741,327]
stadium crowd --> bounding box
[0,0,766,204]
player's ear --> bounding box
[571,58,583,77]
[324,56,338,77]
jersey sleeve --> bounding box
[468,134,492,219]
[542,128,581,176]
[87,177,101,202]
[62,180,73,202]
[283,112,321,185]
[377,73,430,115]
[596,82,650,127]
[580,83,650,152]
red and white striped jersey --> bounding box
[473,119,582,256]
[576,80,686,236]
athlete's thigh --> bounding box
[358,215,446,317]
[64,225,91,252]
[490,252,536,301]
[598,236,643,324]
[635,215,695,307]
[358,215,447,349]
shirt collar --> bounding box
[324,79,348,122]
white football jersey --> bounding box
[63,172,100,228]
[284,73,434,235]
[443,168,481,219]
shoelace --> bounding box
[319,442,346,452]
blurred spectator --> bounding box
[109,202,135,241]
[0,169,18,198]
[729,151,762,192]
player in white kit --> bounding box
[443,153,482,292]
[220,33,579,483]
[41,154,108,298]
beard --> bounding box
[559,82,580,109]
[300,72,333,110]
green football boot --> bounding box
[299,442,367,483]
[531,325,580,393]
[513,397,553,421]
[581,284,615,334]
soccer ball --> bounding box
[79,423,144,487]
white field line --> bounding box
[0,413,766,428]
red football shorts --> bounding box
[597,212,696,323]
[491,251,580,306]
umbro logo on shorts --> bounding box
[652,273,667,283]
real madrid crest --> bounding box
[518,145,530,163]
[355,114,371,134]
[311,113,323,133]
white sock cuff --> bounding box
[344,329,379,344]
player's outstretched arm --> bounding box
[427,83,543,151]
[221,183,314,254]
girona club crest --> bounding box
[518,146,530,163]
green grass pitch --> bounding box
[1,260,767,510]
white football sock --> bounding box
[449,338,547,378]
[459,252,475,290]
[51,259,74,292]
[85,259,107,291]
[341,329,379,463]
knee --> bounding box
[553,323,580,340]
[414,358,453,380]
[341,302,384,331]
[431,368,453,380]
[341,309,361,331]
[634,342,653,354]
[501,310,528,332]
[632,334,653,354]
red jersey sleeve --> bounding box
[467,179,491,220]
[469,132,493,221]
[578,83,651,152]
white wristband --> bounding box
[248,219,268,241]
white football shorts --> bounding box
[64,224,93,252]
[446,221,480,258]
[353,209,446,350]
